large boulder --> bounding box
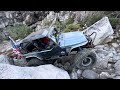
[113,76,120,79]
[99,72,113,79]
[0,41,11,53]
[114,70,120,76]
[70,69,78,79]
[94,50,114,69]
[0,64,70,79]
[82,70,99,79]
[0,55,13,64]
[113,55,120,61]
[111,43,119,48]
[94,55,109,69]
[77,69,82,79]
[114,60,120,71]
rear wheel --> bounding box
[74,49,97,70]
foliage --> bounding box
[43,18,52,26]
[65,17,74,25]
[84,15,103,27]
[55,20,66,31]
[7,24,33,40]
[109,18,120,29]
[64,23,81,32]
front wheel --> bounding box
[74,49,97,70]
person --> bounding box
[42,37,49,44]
[41,37,50,49]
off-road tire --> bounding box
[74,49,97,70]
[27,58,46,66]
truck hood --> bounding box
[58,31,88,47]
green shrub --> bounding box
[84,15,103,27]
[64,23,81,32]
[43,18,52,26]
[7,25,33,40]
[77,21,86,28]
[109,18,120,28]
[65,17,74,25]
[55,20,66,31]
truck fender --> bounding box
[25,55,43,60]
[70,42,87,52]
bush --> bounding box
[109,18,120,29]
[43,18,52,26]
[7,25,33,40]
[64,23,81,32]
[84,15,103,27]
[65,17,74,25]
[55,20,66,31]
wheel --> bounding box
[74,49,97,70]
[27,58,46,67]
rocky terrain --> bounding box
[0,11,112,40]
[0,11,120,79]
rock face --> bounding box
[0,11,109,40]
[0,11,49,39]
[0,64,70,79]
[0,11,49,27]
[74,11,104,23]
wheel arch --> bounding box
[25,56,43,61]
[69,42,88,53]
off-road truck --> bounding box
[9,16,114,70]
[9,27,97,70]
